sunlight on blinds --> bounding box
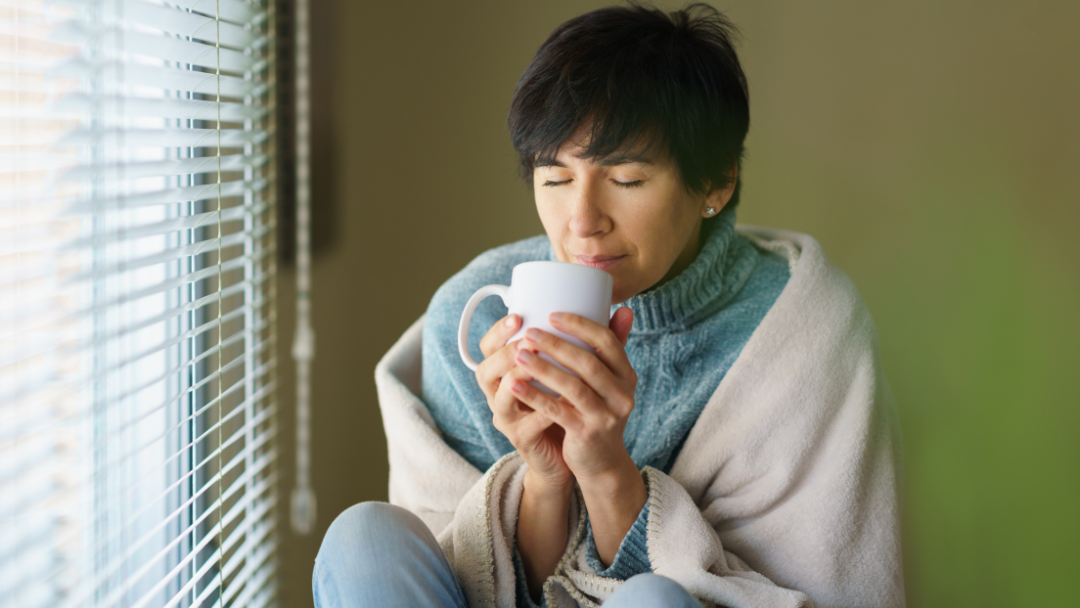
[0,0,279,606]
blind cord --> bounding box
[214,1,226,603]
[290,0,317,536]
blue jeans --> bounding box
[313,502,704,608]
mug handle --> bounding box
[458,284,510,371]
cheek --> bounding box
[633,197,699,268]
[533,194,569,259]
[534,196,558,232]
[637,197,692,244]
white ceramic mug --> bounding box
[458,261,614,394]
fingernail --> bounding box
[505,315,517,328]
[526,328,542,340]
[517,349,534,363]
[550,312,565,323]
[511,380,526,393]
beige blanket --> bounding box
[375,226,905,608]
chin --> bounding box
[611,283,638,305]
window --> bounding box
[1,0,279,606]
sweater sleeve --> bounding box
[513,485,653,608]
[512,502,652,607]
[584,499,652,579]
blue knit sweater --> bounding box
[421,207,789,605]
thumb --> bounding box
[609,306,634,347]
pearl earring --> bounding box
[705,206,716,216]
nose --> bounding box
[567,179,611,239]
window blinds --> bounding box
[1,0,279,606]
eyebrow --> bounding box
[534,151,656,169]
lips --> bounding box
[575,254,626,271]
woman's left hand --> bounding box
[510,307,637,484]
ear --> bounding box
[702,164,739,217]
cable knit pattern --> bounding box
[421,206,790,601]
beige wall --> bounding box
[278,2,1080,606]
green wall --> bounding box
[278,1,1080,606]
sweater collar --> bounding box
[617,206,756,332]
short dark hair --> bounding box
[508,3,750,208]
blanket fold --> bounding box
[374,226,904,608]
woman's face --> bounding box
[533,136,734,304]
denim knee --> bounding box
[313,502,464,608]
[317,502,429,566]
[608,573,704,608]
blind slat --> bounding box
[0,190,270,255]
[54,221,272,287]
[153,486,277,608]
[86,0,261,50]
[62,468,277,608]
[219,523,277,605]
[62,178,270,214]
[160,0,261,26]
[63,200,268,248]
[5,384,276,529]
[48,59,266,98]
[58,127,269,149]
[53,22,258,73]
[0,291,270,378]
[78,437,277,597]
[5,0,279,604]
[52,94,269,122]
[0,304,276,427]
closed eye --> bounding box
[542,179,571,187]
[613,180,643,188]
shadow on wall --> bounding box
[276,0,341,266]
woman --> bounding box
[315,5,903,608]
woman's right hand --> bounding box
[478,315,574,598]
[476,314,574,491]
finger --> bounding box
[475,340,523,400]
[479,314,521,359]
[513,347,620,422]
[516,331,625,408]
[548,312,635,381]
[509,375,583,434]
[609,306,634,347]
[490,366,536,425]
[514,409,559,446]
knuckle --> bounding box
[553,337,572,356]
[569,381,590,403]
[480,346,495,359]
[492,346,512,371]
[582,357,604,379]
[479,339,495,358]
[601,331,619,351]
[579,426,600,444]
[480,322,512,357]
[477,379,494,401]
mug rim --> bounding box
[512,260,612,278]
